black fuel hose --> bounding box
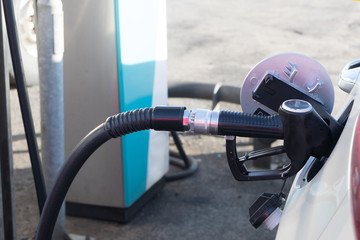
[165,132,199,181]
[2,0,47,214]
[36,123,111,240]
[36,107,187,239]
[36,106,283,239]
[168,82,241,109]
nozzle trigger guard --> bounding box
[225,136,289,181]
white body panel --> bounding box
[276,77,360,240]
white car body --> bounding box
[276,63,360,240]
[11,0,38,86]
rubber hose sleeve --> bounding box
[218,111,284,139]
[105,107,187,138]
[105,108,154,138]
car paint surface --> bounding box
[276,75,360,240]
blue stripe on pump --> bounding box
[114,0,155,207]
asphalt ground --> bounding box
[10,0,360,239]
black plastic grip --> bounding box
[105,106,187,138]
[218,111,283,138]
[152,106,186,131]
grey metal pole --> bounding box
[36,0,65,239]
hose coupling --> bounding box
[183,109,220,134]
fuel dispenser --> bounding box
[63,0,168,222]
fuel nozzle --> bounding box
[249,192,286,230]
[278,99,334,177]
